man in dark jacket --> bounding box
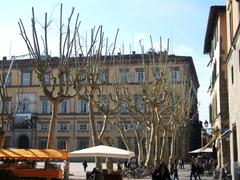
[152,162,171,180]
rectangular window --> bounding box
[120,101,129,113]
[44,73,50,85]
[96,122,110,132]
[77,99,88,113]
[171,67,180,82]
[0,97,12,113]
[38,138,47,149]
[61,99,70,113]
[154,68,160,80]
[231,65,234,84]
[100,69,108,83]
[76,122,90,132]
[135,68,145,83]
[40,97,50,113]
[118,68,130,83]
[117,137,126,150]
[57,123,70,132]
[79,71,88,84]
[124,122,135,130]
[135,95,143,111]
[57,138,68,149]
[77,137,89,150]
[22,71,31,86]
[3,73,11,86]
[37,123,49,131]
[99,96,108,111]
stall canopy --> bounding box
[70,145,135,159]
[0,149,69,160]
[189,147,213,154]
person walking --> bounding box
[170,159,179,180]
[152,162,171,180]
[178,158,184,169]
[190,157,197,180]
[83,160,88,172]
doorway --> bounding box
[18,135,30,148]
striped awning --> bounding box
[0,149,69,160]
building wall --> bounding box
[226,0,240,52]
[1,54,200,158]
[227,34,240,178]
[226,1,240,179]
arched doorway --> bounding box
[18,135,29,148]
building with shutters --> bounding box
[1,53,200,160]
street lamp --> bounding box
[204,120,209,129]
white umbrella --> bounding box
[189,147,213,154]
[70,145,135,159]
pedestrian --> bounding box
[152,162,171,180]
[83,160,88,172]
[190,157,197,180]
[178,158,184,169]
[170,159,179,180]
[117,160,122,171]
[124,160,128,170]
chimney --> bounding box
[132,51,136,55]
[2,56,7,61]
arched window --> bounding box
[20,98,30,113]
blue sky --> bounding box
[0,0,225,123]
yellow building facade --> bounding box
[1,53,199,159]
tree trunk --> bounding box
[47,101,59,148]
[145,128,150,157]
[160,129,169,165]
[0,133,5,148]
[116,124,133,151]
[135,130,144,164]
[145,122,155,167]
[89,95,102,170]
[101,137,113,172]
[169,130,176,167]
[106,158,113,172]
[154,125,161,166]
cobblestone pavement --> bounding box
[68,162,215,180]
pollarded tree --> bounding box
[0,59,22,147]
[18,4,82,148]
[77,26,119,169]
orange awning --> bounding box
[0,149,69,160]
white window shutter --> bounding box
[8,101,12,113]
[56,124,60,131]
[87,124,91,131]
[77,100,80,113]
[75,124,79,131]
[37,124,41,131]
[67,100,70,113]
[47,101,51,113]
[39,101,43,113]
[67,124,71,131]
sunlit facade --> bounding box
[1,53,199,160]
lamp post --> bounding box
[201,120,209,147]
[204,120,209,129]
[204,120,209,144]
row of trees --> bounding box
[0,4,197,170]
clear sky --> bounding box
[0,0,225,123]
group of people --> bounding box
[151,158,184,180]
[81,156,219,180]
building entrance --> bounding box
[18,135,30,148]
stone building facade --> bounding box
[1,53,200,160]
